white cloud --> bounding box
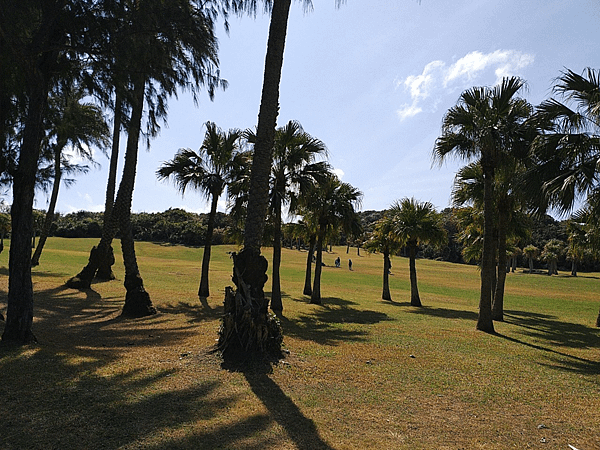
[395,50,534,121]
[333,168,345,179]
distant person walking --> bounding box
[348,259,353,270]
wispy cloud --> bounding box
[395,50,534,121]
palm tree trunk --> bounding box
[243,0,291,252]
[310,230,325,304]
[198,193,219,299]
[32,142,64,266]
[571,260,578,277]
[528,256,534,273]
[477,159,496,333]
[3,85,48,344]
[96,91,123,281]
[116,77,155,318]
[303,234,315,296]
[492,209,508,321]
[382,249,392,301]
[408,242,421,307]
[270,195,283,313]
[218,0,291,357]
[595,308,600,327]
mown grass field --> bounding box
[0,238,599,450]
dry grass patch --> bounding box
[0,240,599,449]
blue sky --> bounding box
[49,0,599,217]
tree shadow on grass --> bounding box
[0,284,281,449]
[406,305,479,322]
[220,358,334,450]
[160,300,224,323]
[497,310,600,377]
[281,296,391,346]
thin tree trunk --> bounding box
[382,249,391,301]
[96,91,123,281]
[408,242,421,307]
[116,77,155,317]
[32,142,64,266]
[243,0,291,253]
[571,260,578,277]
[477,160,495,333]
[310,230,325,304]
[198,193,219,299]
[218,0,291,358]
[270,195,283,313]
[529,256,534,273]
[595,308,599,327]
[303,234,315,296]
[492,209,508,321]
[2,65,49,344]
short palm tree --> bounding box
[434,76,529,333]
[541,239,564,275]
[301,175,362,304]
[364,213,402,301]
[389,198,446,307]
[158,122,244,299]
[522,244,539,273]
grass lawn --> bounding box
[1,238,599,449]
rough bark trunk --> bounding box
[2,60,50,344]
[116,78,155,317]
[492,209,508,321]
[97,91,123,281]
[303,234,315,296]
[270,195,283,313]
[310,230,325,304]
[477,158,495,333]
[382,250,391,301]
[243,0,291,253]
[408,242,421,307]
[31,141,63,266]
[198,193,219,299]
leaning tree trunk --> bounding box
[198,193,219,299]
[492,208,508,321]
[270,196,283,313]
[303,234,315,296]
[217,0,291,358]
[477,158,495,333]
[310,230,325,305]
[96,91,123,281]
[113,77,155,317]
[408,242,422,307]
[2,66,49,345]
[382,249,392,301]
[32,140,64,266]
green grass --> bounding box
[1,239,599,449]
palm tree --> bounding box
[389,198,446,307]
[157,122,244,299]
[541,239,564,275]
[217,0,347,356]
[245,120,329,313]
[522,245,539,273]
[32,83,109,266]
[433,76,529,333]
[529,68,600,325]
[300,175,362,304]
[364,213,402,301]
[66,0,224,319]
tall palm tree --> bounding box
[66,0,224,319]
[433,76,529,333]
[364,212,402,301]
[389,198,446,307]
[245,120,329,313]
[300,175,362,304]
[32,83,109,266]
[529,67,600,326]
[157,122,244,299]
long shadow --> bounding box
[407,305,479,321]
[282,296,391,346]
[0,283,277,449]
[219,359,334,450]
[160,300,224,323]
